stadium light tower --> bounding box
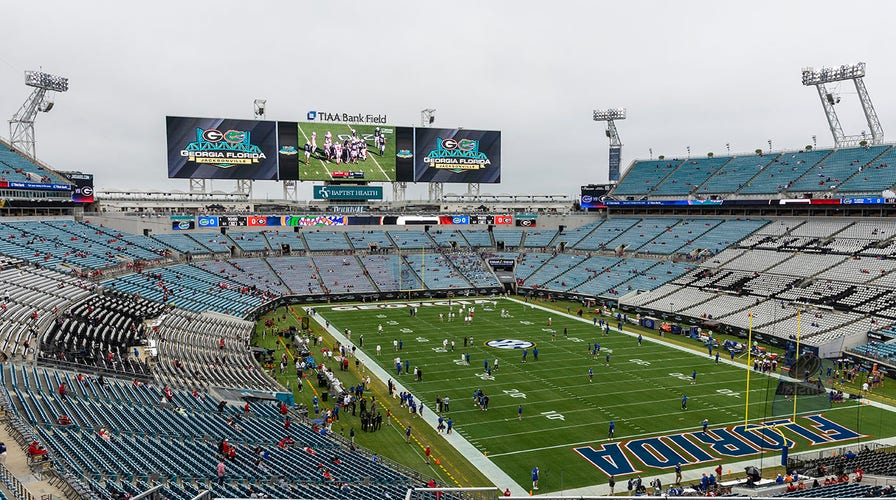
[801,62,883,147]
[593,108,626,182]
[8,70,69,159]
[254,99,266,120]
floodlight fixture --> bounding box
[801,63,865,86]
[25,70,69,92]
[593,108,626,121]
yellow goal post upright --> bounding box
[398,244,428,298]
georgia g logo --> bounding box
[486,339,534,350]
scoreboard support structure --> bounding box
[428,182,443,202]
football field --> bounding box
[296,122,396,182]
[315,297,896,493]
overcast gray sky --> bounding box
[3,0,894,200]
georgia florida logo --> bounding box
[181,128,266,168]
[424,137,490,173]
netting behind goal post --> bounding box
[770,353,831,418]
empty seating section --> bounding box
[836,145,896,194]
[226,231,272,252]
[357,255,420,291]
[303,231,351,252]
[637,219,721,255]
[515,253,553,281]
[608,218,680,252]
[444,251,500,288]
[816,256,896,284]
[718,249,793,272]
[312,256,375,293]
[651,157,731,196]
[428,229,469,248]
[573,218,640,250]
[263,231,306,253]
[187,232,232,255]
[574,258,659,297]
[101,265,263,315]
[619,261,693,295]
[545,256,620,292]
[346,230,395,250]
[154,310,276,390]
[265,257,323,295]
[403,253,470,289]
[765,253,846,277]
[43,220,164,262]
[41,292,163,377]
[0,265,92,358]
[786,145,888,192]
[789,219,852,238]
[151,233,213,255]
[459,229,492,247]
[0,221,121,270]
[524,254,584,288]
[676,220,768,256]
[193,259,288,295]
[387,230,435,250]
[0,365,414,499]
[696,154,780,194]
[0,148,67,184]
[491,229,523,248]
[852,338,896,362]
[739,149,831,194]
[521,230,557,248]
[552,221,602,249]
[613,159,684,196]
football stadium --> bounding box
[4,2,896,500]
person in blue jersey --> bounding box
[681,394,688,410]
[608,420,615,438]
[532,466,539,491]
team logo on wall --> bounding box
[486,339,534,350]
[180,128,267,169]
[424,137,491,173]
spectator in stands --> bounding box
[27,441,47,459]
[58,382,67,399]
[0,442,6,464]
[217,459,226,485]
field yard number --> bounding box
[502,389,527,399]
[669,372,692,382]
[387,320,400,326]
[603,348,613,353]
[376,314,387,319]
[519,320,534,326]
[432,347,448,353]
[629,359,651,366]
[415,337,429,343]
[542,328,556,333]
[541,411,565,421]
[567,337,584,343]
[478,373,495,381]
[400,328,414,334]
[716,389,740,398]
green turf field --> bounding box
[294,122,396,182]
[311,297,896,494]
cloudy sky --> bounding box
[3,0,894,200]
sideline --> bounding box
[306,305,528,496]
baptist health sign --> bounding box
[313,185,383,201]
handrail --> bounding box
[129,484,164,500]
